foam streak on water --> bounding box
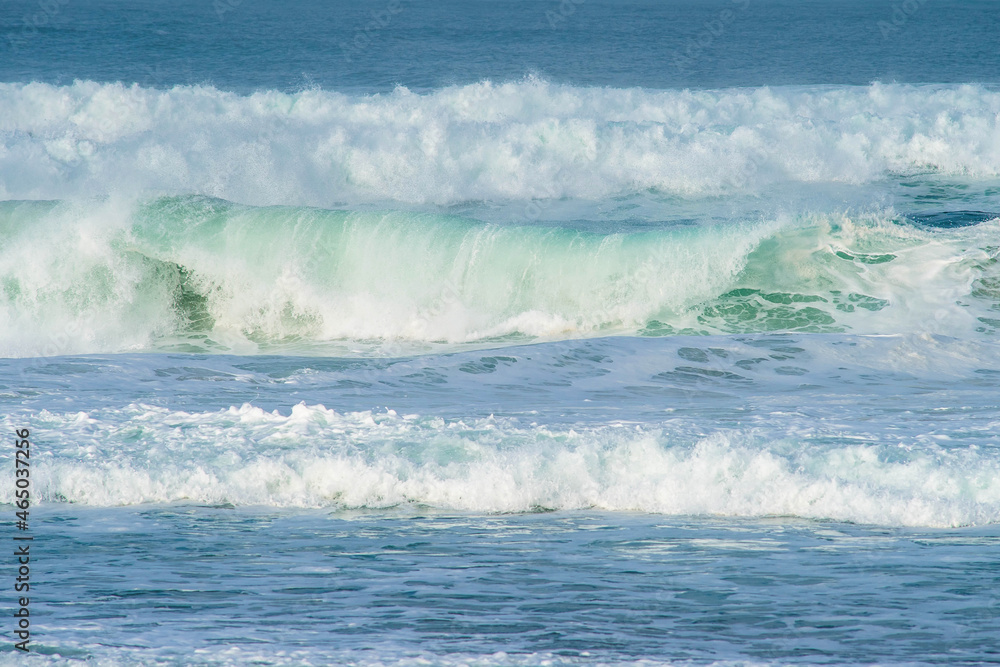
[11,506,1000,666]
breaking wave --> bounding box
[1,79,999,206]
[9,403,1000,528]
[0,197,997,356]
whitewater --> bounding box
[2,80,1000,205]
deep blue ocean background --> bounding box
[2,1,1000,664]
[3,0,1000,91]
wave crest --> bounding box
[2,80,1000,205]
[1,198,998,356]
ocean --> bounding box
[2,0,1000,664]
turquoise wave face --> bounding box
[1,196,997,357]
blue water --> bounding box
[2,0,1000,664]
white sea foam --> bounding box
[8,404,999,527]
[0,646,743,667]
[1,80,999,205]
